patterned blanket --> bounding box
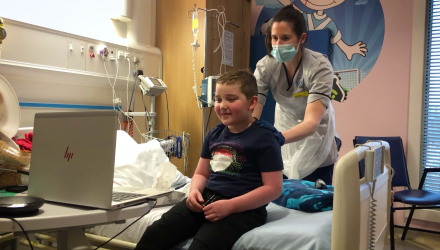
[272,180,334,212]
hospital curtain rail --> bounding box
[423,0,440,194]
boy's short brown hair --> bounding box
[216,69,258,100]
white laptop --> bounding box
[28,111,173,210]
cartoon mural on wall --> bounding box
[253,0,385,99]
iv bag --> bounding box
[192,11,198,41]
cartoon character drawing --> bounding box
[261,0,368,61]
[332,73,347,102]
[211,146,236,172]
[210,145,243,178]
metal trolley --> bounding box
[142,130,190,175]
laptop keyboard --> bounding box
[112,192,147,202]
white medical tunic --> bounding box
[254,48,338,173]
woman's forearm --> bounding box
[282,100,326,144]
[282,120,317,144]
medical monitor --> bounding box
[138,76,167,96]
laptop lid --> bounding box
[28,111,118,209]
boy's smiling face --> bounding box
[214,83,257,132]
[299,0,345,11]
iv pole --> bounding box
[188,5,239,142]
[126,59,161,132]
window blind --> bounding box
[423,0,440,192]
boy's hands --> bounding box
[186,190,204,213]
[203,200,234,222]
[186,189,235,221]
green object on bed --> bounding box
[0,189,18,197]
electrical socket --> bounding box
[109,49,115,60]
[118,51,125,60]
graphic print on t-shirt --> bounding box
[210,143,245,178]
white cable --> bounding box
[191,6,226,109]
[215,10,226,75]
[118,108,143,138]
[103,62,116,110]
[366,162,394,250]
[133,82,137,110]
[208,7,227,75]
[103,59,120,107]
[103,59,122,130]
[385,164,395,179]
[367,179,377,250]
[127,59,130,113]
[113,59,119,88]
[126,58,131,133]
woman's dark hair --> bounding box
[265,5,307,56]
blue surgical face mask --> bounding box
[270,43,300,63]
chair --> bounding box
[353,136,440,250]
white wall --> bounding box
[0,0,158,143]
[128,0,156,47]
[0,0,156,48]
[405,1,440,229]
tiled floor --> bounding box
[384,228,440,250]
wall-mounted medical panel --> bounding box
[115,49,131,80]
[85,44,115,75]
[67,37,86,71]
[1,24,66,68]
[0,18,161,88]
[0,18,161,136]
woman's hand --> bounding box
[203,200,234,222]
[282,100,326,144]
[186,190,204,213]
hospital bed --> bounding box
[85,141,392,250]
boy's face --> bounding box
[214,83,257,127]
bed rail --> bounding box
[332,141,392,250]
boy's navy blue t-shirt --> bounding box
[201,122,283,198]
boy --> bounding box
[135,70,284,250]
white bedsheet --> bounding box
[86,205,173,243]
[88,203,332,250]
[232,203,332,250]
